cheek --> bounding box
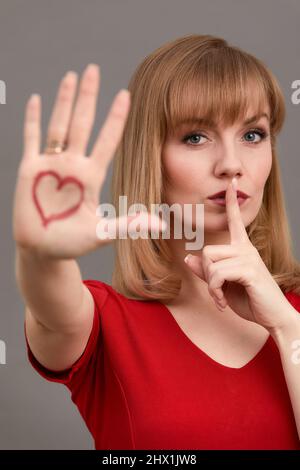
[237,152,272,226]
[162,149,208,195]
[248,150,272,190]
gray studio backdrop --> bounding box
[0,0,299,450]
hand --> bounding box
[13,64,165,259]
[184,177,297,333]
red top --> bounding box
[24,279,300,450]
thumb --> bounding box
[184,254,206,281]
[96,212,167,241]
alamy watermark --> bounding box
[291,80,300,105]
[95,196,205,250]
[0,80,6,104]
[0,339,6,365]
[291,339,300,365]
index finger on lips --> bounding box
[226,177,249,244]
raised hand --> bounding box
[184,177,298,333]
[13,64,165,259]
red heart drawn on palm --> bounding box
[32,170,84,227]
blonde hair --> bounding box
[111,34,300,301]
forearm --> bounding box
[271,309,300,440]
[15,246,86,333]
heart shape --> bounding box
[32,170,84,227]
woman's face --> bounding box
[161,107,272,237]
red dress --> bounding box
[24,279,300,450]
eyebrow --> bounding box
[175,112,270,130]
[243,113,270,125]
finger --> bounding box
[184,253,226,304]
[90,89,130,174]
[208,260,246,304]
[184,254,205,280]
[68,64,100,155]
[183,255,226,310]
[201,244,240,262]
[206,257,244,306]
[46,71,78,149]
[226,178,249,244]
[23,94,41,158]
[212,293,227,311]
[201,249,225,302]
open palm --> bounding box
[13,65,164,259]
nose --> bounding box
[213,137,243,179]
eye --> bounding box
[182,128,269,147]
[182,132,209,146]
[242,128,268,145]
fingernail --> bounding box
[86,63,99,74]
[232,177,237,191]
[64,71,77,81]
[29,94,39,105]
[184,254,192,263]
[29,93,39,101]
[118,89,130,100]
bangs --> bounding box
[164,47,271,136]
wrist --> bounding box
[15,237,73,263]
[268,306,300,347]
[16,243,53,263]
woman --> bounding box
[13,34,300,450]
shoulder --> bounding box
[82,278,148,312]
[83,279,126,311]
[82,279,162,336]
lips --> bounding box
[208,189,249,199]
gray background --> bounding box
[0,0,299,450]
